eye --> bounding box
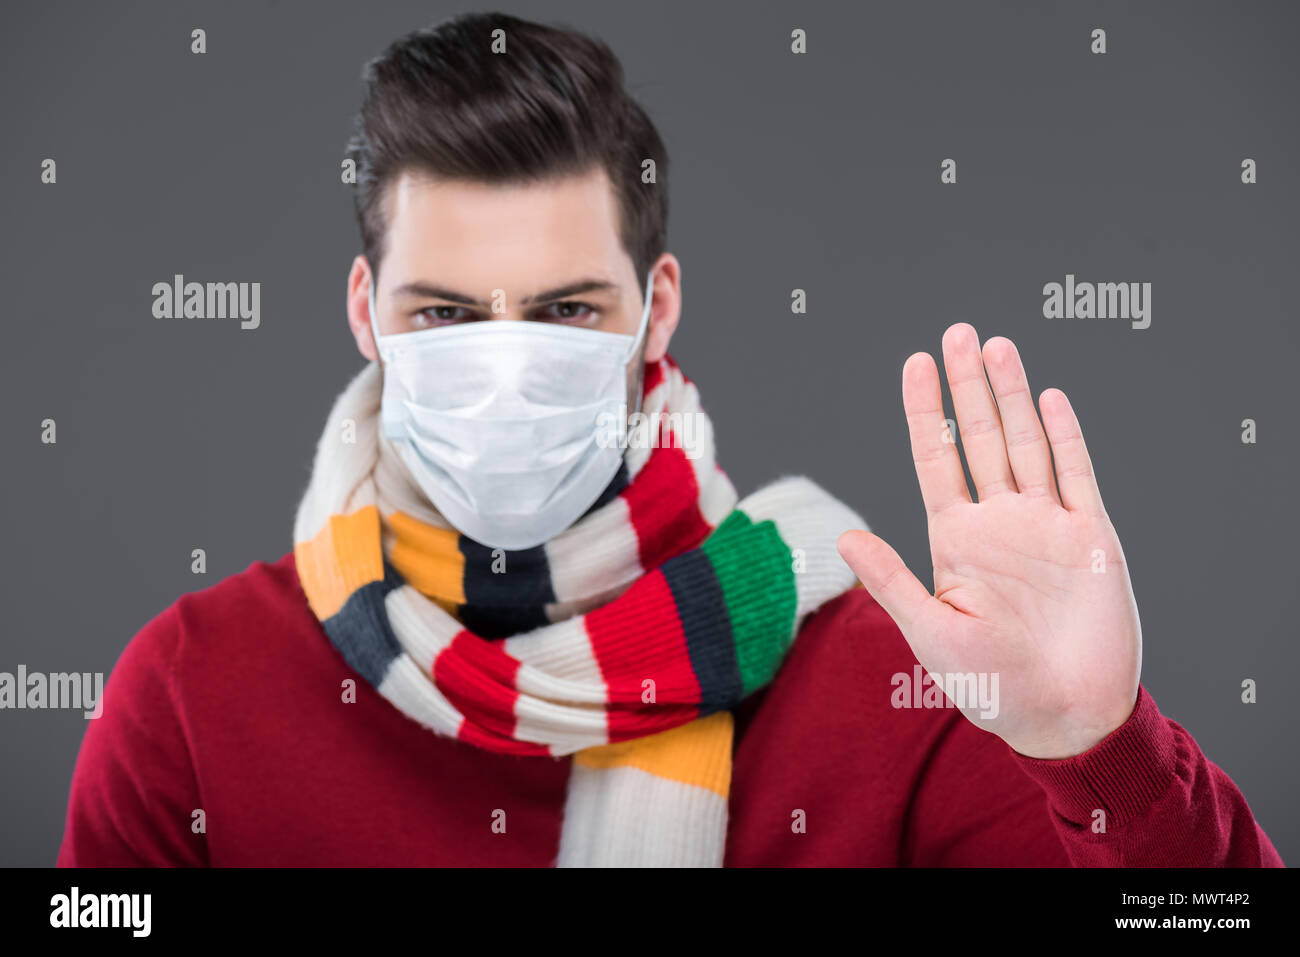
[415,305,476,327]
[536,301,596,323]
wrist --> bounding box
[1009,685,1176,828]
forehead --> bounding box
[381,166,626,284]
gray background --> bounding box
[2,0,1296,866]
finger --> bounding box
[941,323,1018,501]
[1039,388,1105,516]
[981,337,1061,505]
[902,351,972,517]
[837,530,935,638]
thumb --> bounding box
[836,529,932,636]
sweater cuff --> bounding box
[1010,685,1177,828]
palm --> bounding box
[839,324,1141,759]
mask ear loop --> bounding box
[624,268,655,363]
[625,268,656,429]
[367,273,384,359]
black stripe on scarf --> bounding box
[458,538,556,639]
[660,549,742,713]
[323,560,406,689]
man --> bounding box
[58,12,1281,867]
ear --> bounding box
[346,255,379,362]
[642,254,682,364]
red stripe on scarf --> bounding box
[641,358,665,399]
[585,569,704,742]
[434,632,551,757]
[623,442,711,571]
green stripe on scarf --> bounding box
[702,510,799,695]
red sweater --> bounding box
[56,552,1282,867]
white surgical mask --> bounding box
[369,269,654,550]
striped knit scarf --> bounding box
[292,354,866,866]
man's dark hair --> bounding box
[348,11,669,287]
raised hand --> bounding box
[838,323,1142,759]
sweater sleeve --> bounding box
[56,603,209,867]
[1005,685,1283,866]
[729,587,1283,866]
[901,677,1283,866]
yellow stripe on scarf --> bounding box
[573,711,734,799]
[387,511,466,615]
[294,505,385,620]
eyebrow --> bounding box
[389,278,620,307]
